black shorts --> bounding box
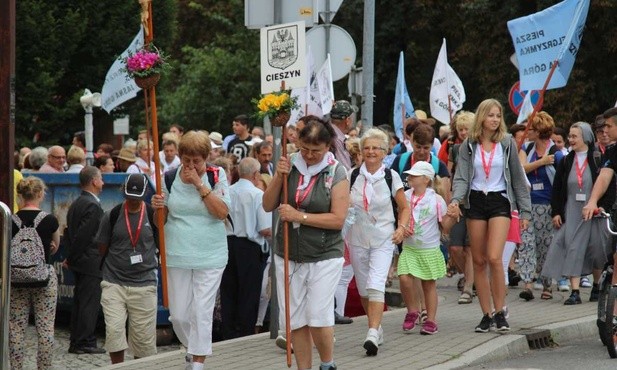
[465,190,511,221]
[448,216,469,247]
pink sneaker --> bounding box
[420,320,438,335]
[403,311,419,332]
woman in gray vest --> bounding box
[263,117,350,370]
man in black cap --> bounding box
[95,173,159,364]
[329,100,356,171]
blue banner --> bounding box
[393,51,415,140]
[507,0,589,91]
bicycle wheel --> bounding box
[604,286,617,358]
[598,269,612,346]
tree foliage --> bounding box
[14,0,617,146]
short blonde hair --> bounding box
[454,111,475,132]
[17,176,46,202]
[178,130,211,159]
[67,145,85,165]
[136,139,154,152]
[469,99,507,143]
[360,128,389,151]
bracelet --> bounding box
[200,190,211,200]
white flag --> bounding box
[287,47,315,126]
[316,54,335,115]
[101,28,144,113]
[429,38,466,125]
[306,47,323,117]
[516,93,534,124]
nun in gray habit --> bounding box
[541,122,615,304]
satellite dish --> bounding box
[306,25,356,81]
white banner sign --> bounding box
[429,38,466,125]
[316,54,334,115]
[260,21,307,94]
[101,28,144,113]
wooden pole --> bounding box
[280,80,292,368]
[0,0,15,212]
[517,60,559,151]
[143,0,169,308]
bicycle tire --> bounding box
[604,286,617,358]
[598,269,612,346]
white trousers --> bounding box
[167,267,224,356]
[256,256,271,326]
[349,242,395,297]
[503,241,517,285]
[334,264,354,316]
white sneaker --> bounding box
[533,281,543,290]
[377,325,384,345]
[581,276,592,288]
[558,279,570,292]
[363,328,381,356]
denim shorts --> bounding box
[465,190,511,220]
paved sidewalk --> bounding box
[100,277,598,370]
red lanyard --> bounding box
[295,175,318,209]
[480,142,497,181]
[409,192,425,231]
[125,203,145,249]
[574,154,588,190]
[599,144,606,155]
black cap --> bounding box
[124,174,147,200]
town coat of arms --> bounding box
[268,25,298,70]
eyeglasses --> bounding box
[49,154,66,160]
[298,146,325,156]
[362,146,386,152]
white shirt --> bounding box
[227,179,271,246]
[158,151,180,173]
[127,158,161,189]
[348,169,404,248]
[403,188,446,249]
[471,142,506,193]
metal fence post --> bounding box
[0,202,11,369]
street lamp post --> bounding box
[79,89,101,165]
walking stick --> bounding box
[277,81,293,367]
[141,0,169,308]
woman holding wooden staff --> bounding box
[263,116,350,370]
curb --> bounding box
[424,315,596,369]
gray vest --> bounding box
[274,165,344,262]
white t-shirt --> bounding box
[471,142,506,193]
[158,151,180,173]
[348,169,404,248]
[403,188,446,249]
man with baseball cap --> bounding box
[95,173,159,364]
[329,100,358,171]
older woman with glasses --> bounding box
[347,128,409,356]
[263,117,349,370]
[151,130,231,370]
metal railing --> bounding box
[0,202,11,369]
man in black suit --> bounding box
[66,166,106,354]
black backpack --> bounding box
[349,168,398,229]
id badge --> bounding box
[532,182,544,191]
[575,193,586,202]
[130,253,143,265]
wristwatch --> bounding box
[302,214,308,222]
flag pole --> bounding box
[517,60,559,151]
[447,94,454,126]
[279,80,292,368]
[142,0,169,308]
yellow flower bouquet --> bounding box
[252,90,299,126]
